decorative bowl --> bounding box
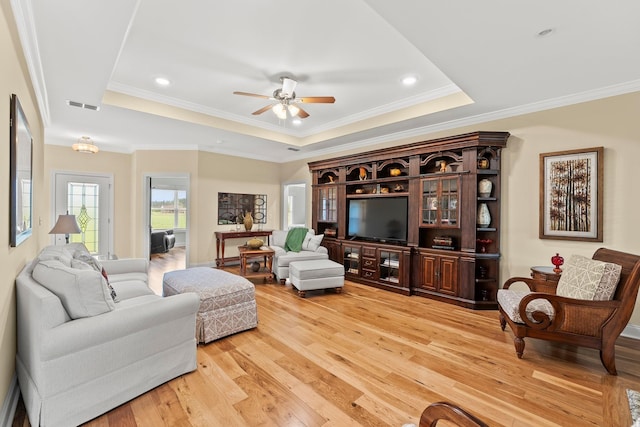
[246,238,264,249]
[389,168,402,177]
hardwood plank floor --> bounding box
[13,249,640,426]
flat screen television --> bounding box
[347,197,408,243]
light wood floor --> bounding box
[13,249,640,426]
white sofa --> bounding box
[16,243,200,427]
[269,229,328,284]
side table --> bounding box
[530,266,561,294]
[238,246,275,283]
[214,230,272,267]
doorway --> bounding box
[144,174,189,269]
[282,183,307,230]
[53,172,113,258]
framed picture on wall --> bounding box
[10,94,33,247]
[539,147,603,242]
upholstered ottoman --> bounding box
[289,259,344,298]
[163,267,257,343]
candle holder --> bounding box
[551,253,564,274]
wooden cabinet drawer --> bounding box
[362,257,376,270]
[362,247,376,257]
[362,270,376,279]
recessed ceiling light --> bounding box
[154,77,171,86]
[401,75,418,86]
[537,28,554,37]
[292,118,302,125]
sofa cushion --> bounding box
[556,255,617,300]
[110,281,155,300]
[302,232,324,252]
[277,251,328,267]
[32,259,115,319]
[271,230,288,248]
[71,259,118,302]
[593,261,623,301]
[497,289,555,324]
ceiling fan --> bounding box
[233,77,335,119]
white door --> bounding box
[53,172,113,257]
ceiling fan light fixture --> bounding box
[72,136,99,154]
[281,77,297,98]
[272,103,287,119]
[288,104,300,117]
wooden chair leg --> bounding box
[499,313,506,331]
[600,345,618,375]
[514,337,525,358]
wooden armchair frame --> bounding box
[498,248,640,375]
[419,401,488,427]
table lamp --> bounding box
[49,213,81,244]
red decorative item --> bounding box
[476,238,493,253]
[551,253,564,274]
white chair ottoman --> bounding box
[289,259,344,298]
[163,267,258,343]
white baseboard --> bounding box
[622,324,640,340]
[0,374,19,427]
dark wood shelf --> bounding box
[310,130,509,309]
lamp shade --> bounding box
[49,214,81,235]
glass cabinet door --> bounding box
[440,178,458,226]
[422,179,438,224]
[379,250,401,285]
[343,245,360,275]
[421,177,459,227]
[318,186,337,222]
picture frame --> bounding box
[539,147,603,242]
[10,94,33,247]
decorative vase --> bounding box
[389,168,401,177]
[477,203,491,227]
[359,167,367,180]
[246,238,263,249]
[478,179,492,198]
[243,212,253,231]
[477,157,490,169]
[551,253,564,274]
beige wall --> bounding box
[282,91,640,326]
[44,146,133,256]
[0,0,46,407]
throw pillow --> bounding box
[593,261,623,301]
[302,233,324,252]
[556,254,605,300]
[101,267,119,302]
[33,259,115,319]
[73,250,103,272]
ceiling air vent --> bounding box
[287,147,300,151]
[66,100,100,111]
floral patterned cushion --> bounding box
[497,289,555,324]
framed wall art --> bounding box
[539,147,603,242]
[10,94,34,247]
[217,192,267,226]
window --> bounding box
[151,189,187,230]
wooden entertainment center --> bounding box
[309,131,510,309]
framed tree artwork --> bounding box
[10,94,33,247]
[539,147,603,241]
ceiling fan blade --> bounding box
[233,91,271,99]
[298,96,335,103]
[252,105,274,115]
[296,106,310,118]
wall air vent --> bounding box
[66,100,100,111]
[287,147,300,151]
